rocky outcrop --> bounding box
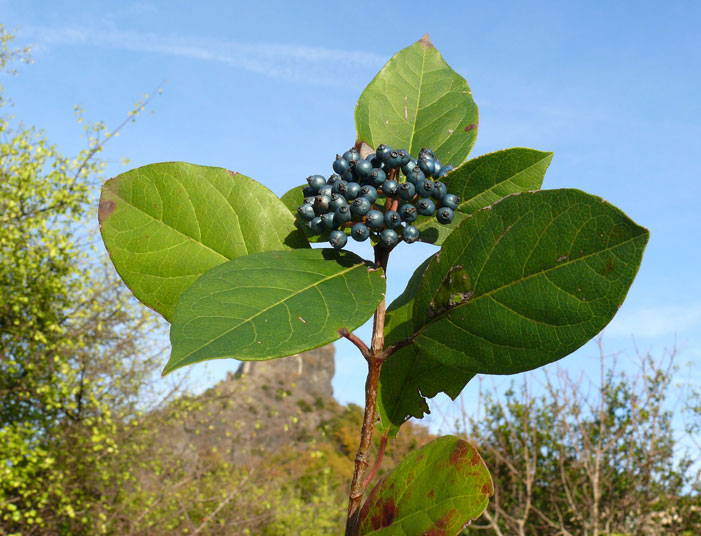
[169,344,338,465]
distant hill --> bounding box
[120,344,434,534]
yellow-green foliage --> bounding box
[0,25,162,534]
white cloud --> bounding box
[605,303,701,338]
[21,25,385,85]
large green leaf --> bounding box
[378,255,474,436]
[356,436,492,535]
[411,189,649,374]
[165,249,385,374]
[355,35,479,167]
[416,148,553,245]
[99,162,308,321]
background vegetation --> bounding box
[1,25,699,535]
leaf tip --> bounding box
[419,34,434,48]
[161,355,181,377]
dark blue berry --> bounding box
[405,167,425,185]
[431,181,446,201]
[351,223,370,242]
[436,206,454,224]
[335,204,352,224]
[418,157,435,177]
[327,174,342,185]
[317,185,333,197]
[342,168,355,182]
[379,228,399,248]
[397,149,410,167]
[345,182,361,200]
[415,178,434,198]
[431,159,442,178]
[329,230,347,249]
[332,180,347,195]
[321,212,338,229]
[351,197,372,217]
[383,150,402,169]
[365,209,384,229]
[303,185,316,198]
[333,156,349,175]
[306,216,325,235]
[307,175,326,193]
[355,159,372,178]
[442,193,460,210]
[399,203,418,223]
[375,144,392,161]
[382,180,399,197]
[369,168,386,187]
[398,182,416,201]
[359,185,378,203]
[402,159,418,176]
[418,147,434,160]
[403,225,420,243]
[329,193,347,211]
[417,198,436,216]
[314,194,332,214]
[297,204,316,221]
[342,148,360,162]
[436,164,454,178]
[384,210,402,229]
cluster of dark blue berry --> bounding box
[296,145,459,249]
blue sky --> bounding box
[2,1,700,425]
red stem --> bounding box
[363,431,389,489]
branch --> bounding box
[339,328,372,361]
[379,336,415,362]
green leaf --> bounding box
[378,255,474,436]
[165,249,385,374]
[412,189,649,374]
[416,148,553,245]
[379,347,474,437]
[355,35,478,166]
[99,162,308,321]
[356,436,492,535]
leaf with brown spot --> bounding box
[356,436,491,535]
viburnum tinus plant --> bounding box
[99,35,648,535]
